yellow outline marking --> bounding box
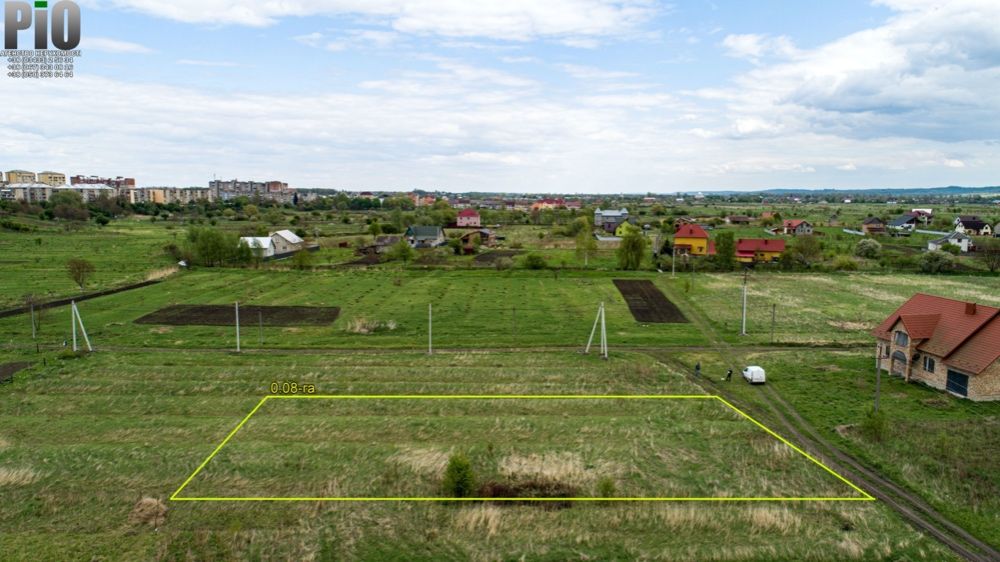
[170,395,874,502]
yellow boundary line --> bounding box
[170,395,875,502]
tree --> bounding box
[789,235,822,267]
[919,250,954,274]
[290,249,314,270]
[616,224,648,270]
[522,253,548,270]
[854,238,882,259]
[442,454,476,498]
[67,258,95,290]
[976,237,1000,272]
[386,239,416,264]
[713,232,736,271]
[575,228,598,267]
[50,190,89,221]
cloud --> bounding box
[558,64,638,80]
[97,0,660,41]
[83,37,152,54]
[721,33,797,62]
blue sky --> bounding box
[2,0,998,192]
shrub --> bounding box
[1,219,33,232]
[522,253,547,270]
[345,317,397,334]
[854,238,881,259]
[831,255,858,271]
[597,476,617,498]
[442,454,476,498]
[859,407,888,443]
[919,250,954,274]
[495,257,514,271]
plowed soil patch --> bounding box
[135,305,340,326]
[613,279,688,323]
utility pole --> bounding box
[874,346,881,413]
[258,310,263,346]
[600,302,608,359]
[428,304,433,355]
[235,302,241,353]
[585,302,604,355]
[71,301,77,352]
[671,247,676,278]
[70,302,92,352]
[30,302,36,340]
[770,303,776,344]
[740,269,749,336]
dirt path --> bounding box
[655,279,1000,562]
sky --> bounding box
[1,0,999,193]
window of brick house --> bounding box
[894,331,909,346]
[924,356,935,372]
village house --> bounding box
[594,208,630,233]
[672,224,715,256]
[459,229,496,252]
[240,236,275,259]
[614,218,641,237]
[954,215,992,236]
[726,215,752,225]
[358,235,403,256]
[405,226,446,248]
[531,198,565,211]
[456,208,481,228]
[736,238,786,263]
[782,219,813,236]
[873,294,1000,400]
[928,232,974,253]
[995,223,1000,238]
[861,216,886,235]
[888,213,918,234]
[271,230,305,255]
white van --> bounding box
[742,366,766,384]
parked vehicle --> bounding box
[742,366,766,384]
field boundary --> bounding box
[169,394,875,502]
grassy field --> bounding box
[0,219,176,308]
[0,269,707,352]
[0,350,952,561]
[665,271,1000,345]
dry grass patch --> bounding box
[498,451,620,486]
[128,497,167,528]
[345,317,398,334]
[0,436,10,449]
[454,505,503,538]
[388,446,451,476]
[0,467,40,486]
[828,321,870,331]
[745,507,801,534]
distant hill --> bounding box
[731,186,1000,197]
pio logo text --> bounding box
[4,1,81,50]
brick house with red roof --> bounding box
[782,219,813,236]
[873,294,1000,400]
[456,208,481,228]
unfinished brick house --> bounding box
[873,294,1000,401]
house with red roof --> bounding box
[873,294,1000,400]
[736,238,786,263]
[782,219,813,236]
[673,223,715,256]
[456,208,481,228]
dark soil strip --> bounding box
[613,279,688,323]
[135,305,341,327]
[0,279,163,320]
[0,362,30,384]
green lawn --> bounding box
[0,350,951,561]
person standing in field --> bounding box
[695,362,701,378]
[724,368,733,382]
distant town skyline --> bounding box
[2,0,999,192]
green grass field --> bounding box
[0,350,951,561]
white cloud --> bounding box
[721,33,797,62]
[83,37,152,54]
[559,64,638,80]
[98,0,660,41]
[837,163,858,171]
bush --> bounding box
[442,454,476,498]
[859,407,888,442]
[522,253,548,270]
[919,250,954,274]
[597,476,617,498]
[831,255,858,271]
[854,238,881,259]
[495,257,514,271]
[1,219,34,232]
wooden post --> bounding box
[235,302,241,353]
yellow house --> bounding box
[673,224,715,256]
[736,238,786,263]
[615,220,640,237]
